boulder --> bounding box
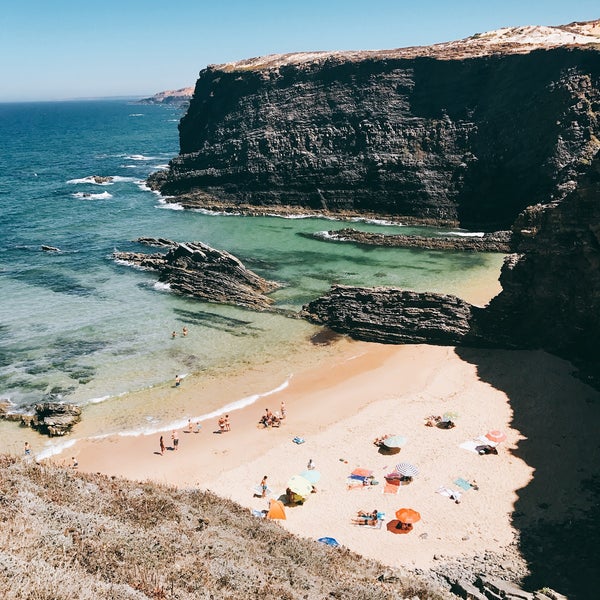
[31,402,82,436]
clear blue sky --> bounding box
[0,0,597,102]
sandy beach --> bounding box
[46,333,600,572]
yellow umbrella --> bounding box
[287,475,313,498]
[266,499,286,520]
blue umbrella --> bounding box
[318,537,339,547]
[299,470,321,484]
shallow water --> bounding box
[0,99,504,453]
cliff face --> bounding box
[153,42,599,229]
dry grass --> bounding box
[0,456,451,599]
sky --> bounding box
[0,0,597,102]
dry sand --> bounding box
[47,336,600,572]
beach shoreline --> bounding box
[40,332,600,575]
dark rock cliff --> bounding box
[150,45,599,230]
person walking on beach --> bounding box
[260,475,268,498]
[159,435,165,455]
[280,400,286,419]
[71,456,78,469]
[175,375,181,387]
[307,458,315,470]
[24,441,31,456]
[172,430,179,451]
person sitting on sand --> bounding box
[438,419,455,429]
[271,413,281,427]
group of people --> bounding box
[353,509,380,526]
[218,414,231,432]
[171,326,188,339]
[259,402,286,428]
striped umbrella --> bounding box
[394,462,419,477]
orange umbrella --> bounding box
[266,499,286,520]
[485,430,506,443]
[395,508,421,524]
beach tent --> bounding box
[266,499,286,520]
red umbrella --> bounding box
[386,519,413,534]
[395,508,421,524]
[485,430,506,443]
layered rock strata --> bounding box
[113,239,280,311]
[300,286,486,346]
[149,23,600,230]
[307,228,512,252]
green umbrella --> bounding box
[383,435,407,448]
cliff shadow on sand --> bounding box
[454,346,600,599]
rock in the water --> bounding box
[300,285,483,346]
[308,228,512,252]
[31,402,82,436]
[113,239,280,311]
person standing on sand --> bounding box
[224,414,231,431]
[24,441,31,456]
[175,375,181,387]
[260,475,268,497]
[159,435,165,455]
[172,430,179,451]
[280,400,286,419]
[71,457,78,469]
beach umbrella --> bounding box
[442,412,459,422]
[266,499,286,520]
[318,537,339,547]
[382,435,407,448]
[395,508,421,524]
[287,475,313,497]
[299,470,321,484]
[351,468,374,478]
[394,463,419,477]
[485,429,506,443]
[386,519,413,534]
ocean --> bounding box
[0,99,504,454]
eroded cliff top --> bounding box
[214,20,600,72]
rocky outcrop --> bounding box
[149,23,600,230]
[300,152,600,382]
[28,403,82,436]
[307,228,512,252]
[138,87,194,105]
[482,151,600,383]
[300,285,486,346]
[113,239,280,311]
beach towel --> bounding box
[460,435,498,453]
[383,481,400,495]
[292,436,305,444]
[454,478,473,491]
[436,486,462,502]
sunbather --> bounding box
[353,509,379,526]
[476,444,498,455]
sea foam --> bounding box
[72,191,113,200]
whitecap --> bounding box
[128,113,144,117]
[151,163,170,170]
[72,191,113,200]
[443,231,485,237]
[125,154,157,161]
[153,281,172,292]
[36,438,78,461]
[67,175,114,186]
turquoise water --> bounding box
[0,99,503,416]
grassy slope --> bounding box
[0,456,450,599]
